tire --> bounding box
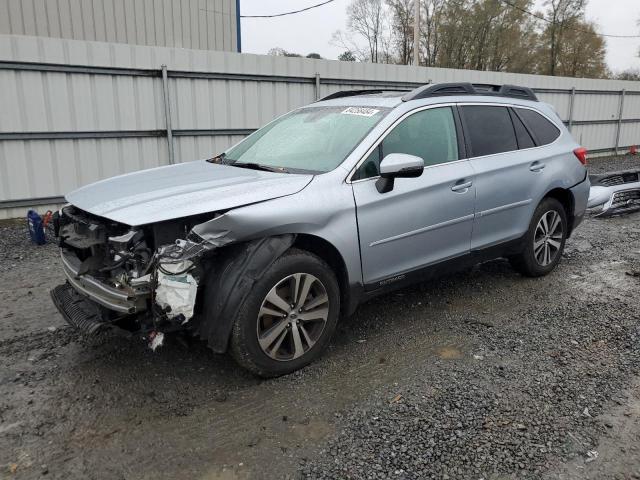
[229,248,340,377]
[509,197,568,277]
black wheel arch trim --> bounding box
[198,234,296,353]
[542,185,577,237]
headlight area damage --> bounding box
[50,205,295,352]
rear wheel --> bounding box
[229,249,340,377]
[509,197,567,277]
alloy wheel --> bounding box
[256,273,329,361]
[533,210,563,266]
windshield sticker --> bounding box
[341,107,380,117]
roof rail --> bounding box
[401,83,538,102]
[319,89,409,102]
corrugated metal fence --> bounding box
[1,34,640,218]
[0,0,239,52]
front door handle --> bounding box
[530,162,546,172]
[451,180,473,193]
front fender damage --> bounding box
[149,211,295,352]
[151,215,242,324]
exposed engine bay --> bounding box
[52,205,217,340]
[50,203,298,355]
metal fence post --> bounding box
[615,89,626,156]
[567,87,575,133]
[161,64,175,165]
[315,73,321,100]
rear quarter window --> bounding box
[515,108,561,146]
[509,108,536,149]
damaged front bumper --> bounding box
[51,203,290,350]
[60,248,149,314]
[50,282,119,336]
[51,206,218,341]
[588,170,640,217]
[53,241,209,337]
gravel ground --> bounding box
[588,153,640,174]
[1,155,639,480]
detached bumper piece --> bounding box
[609,189,640,215]
[588,169,640,217]
[51,283,108,335]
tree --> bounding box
[267,47,302,57]
[387,0,414,65]
[346,0,387,62]
[332,0,609,77]
[617,69,640,81]
[421,0,446,67]
[306,53,323,59]
[545,19,608,78]
[534,2,607,78]
[434,0,537,73]
[543,0,586,76]
[479,0,538,73]
[338,50,357,61]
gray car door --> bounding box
[351,106,476,287]
[460,104,559,250]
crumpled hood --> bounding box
[65,160,313,226]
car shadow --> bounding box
[48,256,525,418]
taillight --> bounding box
[573,147,588,166]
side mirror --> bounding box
[376,153,424,193]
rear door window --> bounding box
[460,106,517,157]
[514,108,561,146]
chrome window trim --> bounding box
[349,158,469,184]
[458,103,563,160]
[346,101,565,184]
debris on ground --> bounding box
[148,331,165,352]
[585,450,599,463]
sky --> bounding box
[240,0,640,74]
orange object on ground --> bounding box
[42,210,53,228]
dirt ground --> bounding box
[1,155,640,480]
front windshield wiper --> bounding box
[231,162,290,174]
[206,152,229,164]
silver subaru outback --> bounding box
[51,83,590,377]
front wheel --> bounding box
[509,197,568,277]
[229,249,340,377]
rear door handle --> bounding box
[451,180,473,193]
[530,162,546,172]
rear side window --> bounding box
[509,109,535,149]
[515,108,561,146]
[461,106,517,157]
